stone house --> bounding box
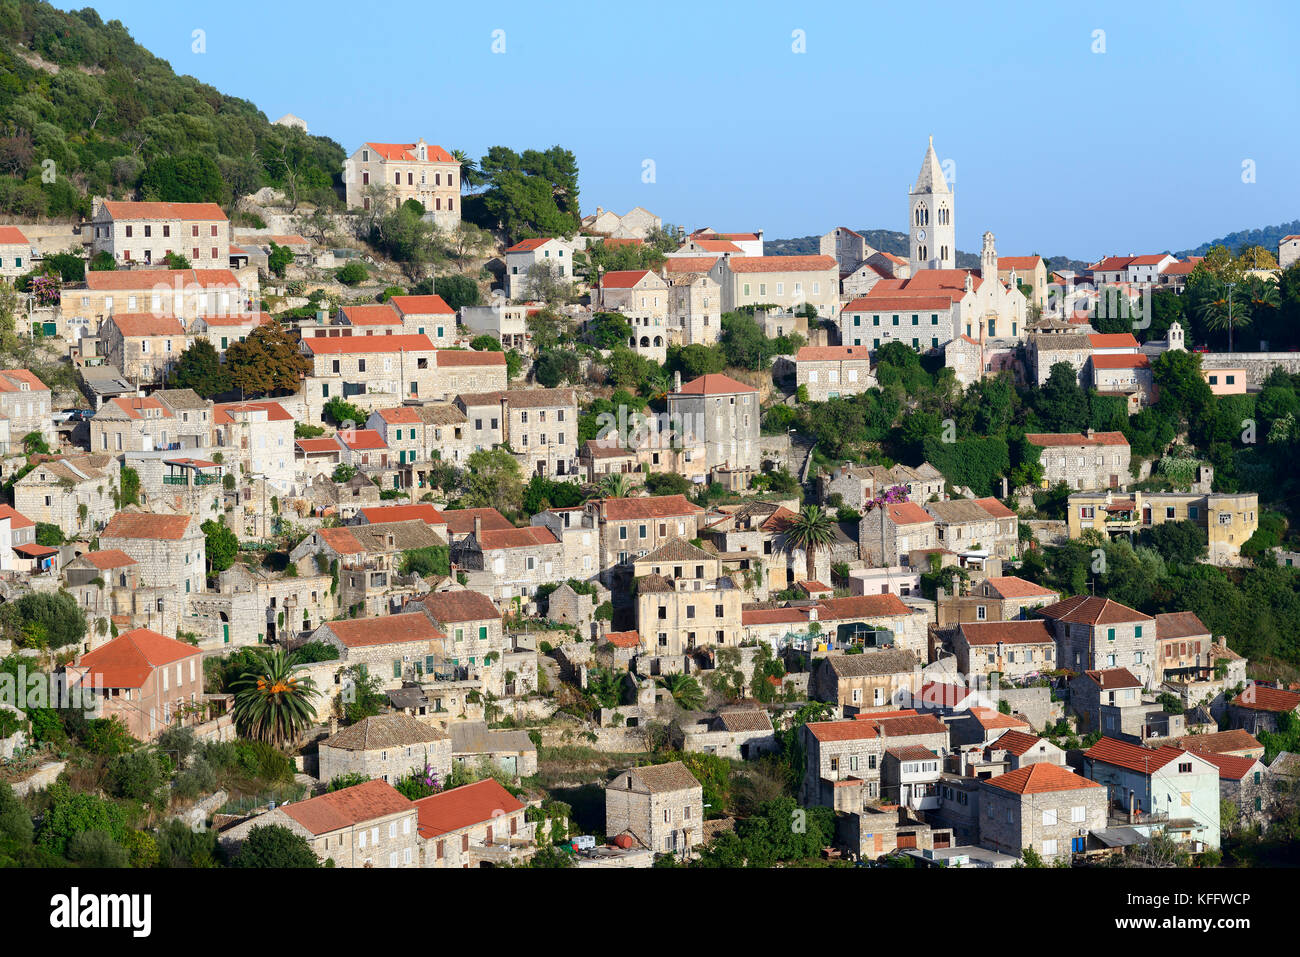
[64,549,140,640]
[954,620,1056,681]
[213,400,295,489]
[99,313,188,385]
[528,506,601,583]
[1153,611,1213,684]
[1091,353,1154,409]
[335,428,391,469]
[318,713,452,787]
[0,369,52,448]
[1082,737,1221,851]
[1025,430,1131,491]
[0,225,30,279]
[605,761,704,855]
[64,268,251,339]
[800,720,886,809]
[1200,752,1271,830]
[65,628,204,741]
[448,721,538,777]
[1067,488,1259,564]
[90,199,230,265]
[665,373,760,473]
[365,406,426,469]
[996,255,1048,310]
[925,498,1014,560]
[312,612,448,695]
[416,402,474,467]
[978,763,1106,863]
[741,593,929,660]
[819,461,945,511]
[504,237,574,300]
[295,521,441,618]
[219,778,420,868]
[190,311,271,354]
[459,302,539,350]
[100,511,205,599]
[794,346,876,401]
[859,501,937,567]
[712,254,839,317]
[334,302,405,336]
[428,350,508,403]
[344,141,461,227]
[410,591,506,684]
[451,523,565,605]
[666,271,722,346]
[935,575,1059,628]
[415,778,534,868]
[90,396,180,457]
[598,269,670,361]
[1038,595,1157,687]
[582,205,661,239]
[388,294,457,345]
[1026,321,1092,387]
[300,334,439,422]
[681,709,776,760]
[13,453,119,538]
[633,539,742,657]
[587,494,704,587]
[808,648,921,713]
[881,745,943,812]
[988,730,1066,769]
[1070,667,1148,739]
[1230,684,1300,735]
[197,562,336,648]
[948,707,1034,748]
[456,387,579,479]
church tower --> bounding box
[909,136,954,273]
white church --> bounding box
[835,137,1028,385]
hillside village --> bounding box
[2,8,1300,875]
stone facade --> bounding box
[344,141,461,228]
[1026,431,1131,491]
[90,199,230,265]
[1038,596,1157,688]
[794,346,876,401]
[318,714,453,786]
[605,761,704,854]
[978,764,1107,863]
[1068,488,1259,564]
[859,501,938,566]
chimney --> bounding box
[1000,476,1008,498]
[328,715,338,735]
[473,516,483,539]
[673,371,682,392]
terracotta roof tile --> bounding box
[1233,685,1300,714]
[102,511,192,540]
[75,627,199,688]
[281,779,412,835]
[984,763,1101,795]
[959,620,1054,647]
[325,613,445,648]
[414,778,523,838]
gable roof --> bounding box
[1037,595,1152,626]
[1025,431,1129,448]
[280,779,412,835]
[389,294,454,316]
[1155,611,1210,640]
[991,730,1050,756]
[672,373,757,396]
[984,763,1101,795]
[600,495,703,521]
[823,648,917,677]
[417,590,501,624]
[959,620,1054,647]
[75,627,199,688]
[441,507,513,535]
[1081,667,1142,690]
[600,269,653,288]
[974,497,1017,520]
[339,304,401,326]
[102,200,227,221]
[358,504,448,527]
[0,504,34,529]
[436,349,507,367]
[102,511,192,540]
[715,709,773,733]
[214,400,292,425]
[77,549,138,570]
[886,502,934,526]
[303,334,434,355]
[725,255,836,273]
[413,778,525,838]
[1166,729,1262,757]
[982,575,1055,599]
[362,141,456,164]
[1233,684,1300,714]
[1084,737,1187,774]
[0,226,29,244]
[322,713,449,751]
[619,761,702,793]
[326,613,444,648]
[106,313,186,338]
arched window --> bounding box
[919,245,928,262]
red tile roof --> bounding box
[106,396,173,420]
[102,511,192,540]
[886,745,937,762]
[687,238,741,253]
[363,142,456,164]
[1233,685,1300,714]
[1085,737,1193,774]
[79,549,138,569]
[326,613,444,648]
[604,631,643,649]
[281,779,412,835]
[741,607,809,626]
[316,527,364,554]
[85,268,241,291]
[1197,751,1261,781]
[991,730,1047,756]
[817,593,912,620]
[600,495,703,520]
[1091,354,1151,370]
[476,526,559,549]
[726,255,836,273]
[663,256,719,274]
[506,238,556,253]
[340,304,401,325]
[1081,667,1142,690]
[413,778,524,838]
[214,400,292,425]
[14,543,57,558]
[107,313,186,338]
[76,627,199,688]
[983,575,1055,599]
[1025,431,1129,448]
[844,295,955,312]
[806,720,878,742]
[1088,333,1140,349]
[959,620,1054,647]
[1166,730,1261,756]
[996,256,1043,270]
[796,346,872,361]
[442,508,513,535]
[0,226,29,244]
[872,714,949,737]
[600,269,653,288]
[390,294,454,316]
[304,335,434,355]
[985,763,1101,795]
[969,707,1031,730]
[672,373,757,396]
[359,504,447,526]
[1038,595,1151,626]
[1155,611,1210,640]
[0,369,48,392]
[296,437,341,454]
[0,504,34,529]
[417,590,501,624]
[974,497,1017,519]
[338,428,388,451]
[436,349,506,367]
[102,200,227,221]
[886,502,934,526]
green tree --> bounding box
[335,261,368,286]
[141,152,223,203]
[12,591,85,650]
[588,312,633,350]
[400,545,450,577]
[225,321,311,396]
[267,242,294,278]
[1036,362,1090,433]
[658,673,706,711]
[433,274,480,310]
[201,519,238,572]
[230,648,321,746]
[232,824,320,868]
[476,145,581,240]
[463,448,524,514]
[534,351,580,388]
[169,338,230,397]
[322,397,367,427]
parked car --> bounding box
[51,410,76,424]
[71,409,94,421]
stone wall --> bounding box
[997,686,1057,731]
[1200,352,1300,388]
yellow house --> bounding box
[1067,489,1258,564]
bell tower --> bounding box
[909,136,955,273]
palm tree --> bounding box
[1197,279,1251,352]
[659,673,706,711]
[782,505,838,583]
[587,667,624,710]
[450,149,482,193]
[598,473,633,498]
[231,648,321,746]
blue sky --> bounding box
[83,0,1299,259]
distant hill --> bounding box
[1174,220,1300,259]
[765,229,980,269]
[0,2,345,219]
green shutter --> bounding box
[393,660,402,678]
[479,626,487,640]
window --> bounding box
[1042,808,1057,826]
[1071,805,1086,822]
[1042,839,1058,856]
[1178,762,1192,774]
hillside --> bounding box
[0,2,345,219]
[1174,220,1300,259]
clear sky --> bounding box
[82,0,1299,259]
